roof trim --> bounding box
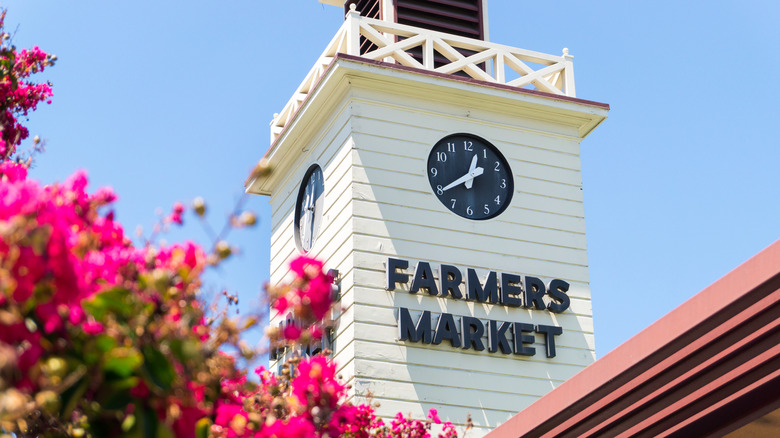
[487,239,780,437]
[246,53,609,192]
[334,53,610,110]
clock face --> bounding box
[427,134,513,220]
[294,164,324,252]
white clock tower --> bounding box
[246,1,608,436]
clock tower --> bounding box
[246,1,608,436]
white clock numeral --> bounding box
[437,185,444,195]
[494,161,500,171]
[450,199,456,208]
[464,141,473,151]
[500,179,506,189]
[484,204,490,215]
[437,152,448,162]
[447,142,456,152]
[466,206,473,216]
[483,149,487,159]
[495,195,501,205]
[430,168,437,177]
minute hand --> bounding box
[441,167,484,192]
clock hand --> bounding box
[465,154,478,189]
[441,166,484,192]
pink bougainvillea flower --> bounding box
[82,320,104,335]
[291,356,345,411]
[167,201,185,225]
[282,324,302,341]
[429,407,442,424]
[289,255,323,278]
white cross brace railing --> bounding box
[270,7,576,142]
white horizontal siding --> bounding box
[266,78,599,437]
[352,340,588,386]
[353,198,588,240]
[341,90,595,436]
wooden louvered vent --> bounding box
[396,0,484,73]
[395,0,483,40]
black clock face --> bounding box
[294,164,324,252]
[427,134,513,220]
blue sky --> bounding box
[6,0,780,358]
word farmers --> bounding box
[398,308,562,358]
[386,257,570,313]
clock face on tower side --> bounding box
[294,164,324,253]
[427,134,514,220]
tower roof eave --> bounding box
[245,54,609,196]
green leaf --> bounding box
[121,414,136,432]
[129,405,175,438]
[83,288,132,320]
[94,376,137,411]
[142,346,175,391]
[156,422,175,438]
[195,418,211,438]
[59,375,89,418]
[109,376,140,391]
[139,404,158,438]
[104,347,143,378]
[96,334,117,353]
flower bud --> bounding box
[215,241,232,260]
[35,390,60,414]
[192,197,206,217]
[44,357,68,379]
[239,211,257,226]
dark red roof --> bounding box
[487,239,780,437]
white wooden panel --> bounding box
[331,334,355,374]
[352,218,588,267]
[354,378,539,413]
[352,199,588,242]
[350,98,583,149]
[330,301,354,345]
[351,91,583,141]
[354,360,560,398]
[352,340,591,380]
[510,191,585,218]
[354,210,587,250]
